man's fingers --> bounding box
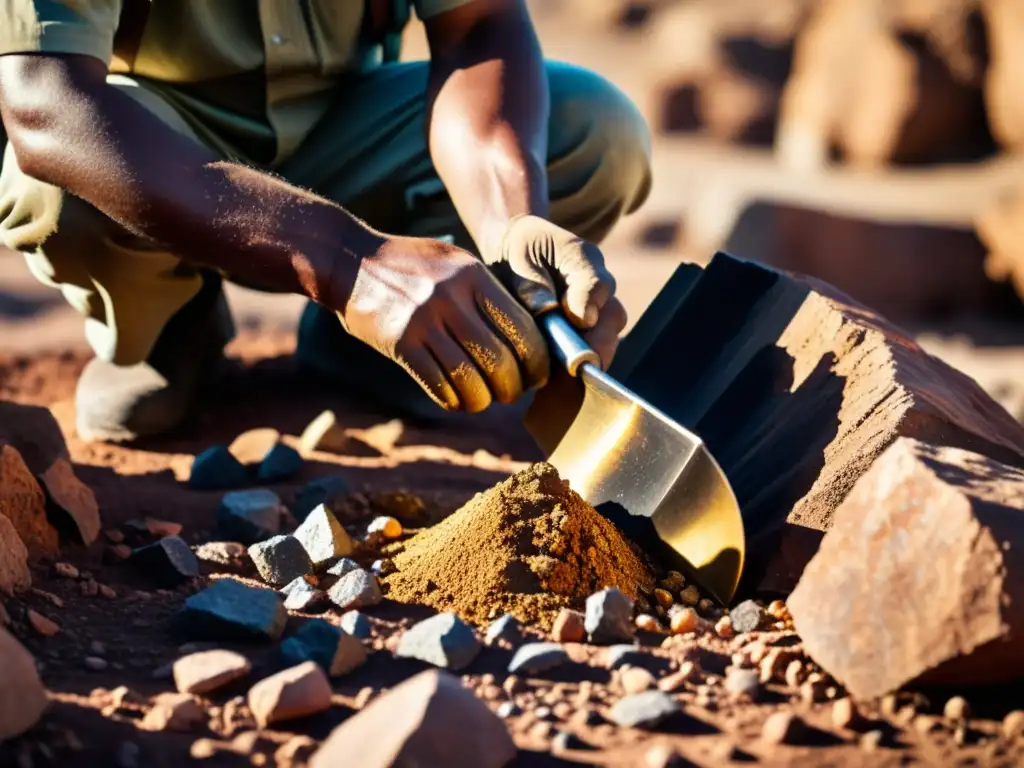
[426,332,494,414]
[445,308,524,406]
[583,295,628,370]
[561,242,616,330]
[476,286,551,392]
[397,347,461,411]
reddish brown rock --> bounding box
[552,608,586,643]
[0,443,57,561]
[610,254,1024,593]
[174,650,252,695]
[789,438,1024,698]
[142,692,205,732]
[0,512,31,596]
[0,627,48,739]
[310,670,516,768]
[38,458,101,546]
[248,662,332,728]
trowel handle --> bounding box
[540,312,601,378]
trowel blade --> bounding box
[524,363,745,605]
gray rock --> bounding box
[606,644,646,669]
[729,600,764,634]
[129,536,199,587]
[217,490,284,545]
[293,475,353,522]
[293,504,353,568]
[585,588,635,644]
[724,668,761,700]
[339,611,372,639]
[280,618,367,677]
[326,557,360,578]
[608,691,681,729]
[327,569,383,611]
[395,613,481,671]
[249,535,312,587]
[282,579,330,613]
[256,443,304,484]
[507,642,569,675]
[189,446,248,491]
[178,579,286,642]
[484,614,521,647]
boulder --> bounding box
[0,443,58,560]
[789,438,1024,698]
[310,670,516,768]
[601,253,1024,594]
[0,627,48,739]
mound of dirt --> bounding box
[382,463,654,629]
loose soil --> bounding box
[383,462,654,628]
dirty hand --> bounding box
[490,214,627,369]
[335,235,550,413]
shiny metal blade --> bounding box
[525,363,745,604]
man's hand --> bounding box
[336,235,550,413]
[492,214,627,369]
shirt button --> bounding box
[271,34,284,45]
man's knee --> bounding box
[547,63,652,240]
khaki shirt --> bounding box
[0,0,473,164]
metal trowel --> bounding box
[524,312,745,605]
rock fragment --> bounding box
[366,515,402,540]
[729,600,764,634]
[130,536,200,587]
[257,443,304,483]
[585,588,634,644]
[281,619,367,677]
[248,661,332,728]
[178,579,286,642]
[249,535,312,587]
[620,667,656,694]
[282,579,330,613]
[668,606,699,635]
[339,611,372,639]
[789,439,1024,697]
[507,643,569,675]
[724,668,760,701]
[173,650,251,695]
[193,541,246,566]
[292,475,352,522]
[0,513,31,596]
[0,627,48,739]
[293,505,353,568]
[0,443,58,560]
[141,692,205,732]
[608,691,681,730]
[944,696,971,722]
[761,711,806,745]
[297,410,347,457]
[485,614,520,647]
[310,670,516,768]
[216,489,284,544]
[38,457,101,545]
[189,446,248,491]
[325,557,360,578]
[552,608,586,643]
[327,569,382,611]
[395,613,481,671]
[27,609,59,637]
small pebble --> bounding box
[832,698,866,731]
[584,588,634,644]
[249,535,313,587]
[339,610,372,639]
[174,650,252,695]
[678,585,700,606]
[608,691,681,729]
[860,730,883,752]
[247,661,332,728]
[660,571,685,592]
[728,600,764,634]
[658,663,696,693]
[508,643,569,675]
[621,666,656,694]
[130,536,200,587]
[282,578,330,613]
[485,614,521,647]
[698,598,716,615]
[366,516,402,540]
[724,668,760,701]
[327,569,383,611]
[944,696,971,722]
[28,610,60,637]
[54,562,79,579]
[1002,710,1024,738]
[635,614,662,633]
[653,589,674,609]
[714,616,734,638]
[84,656,108,671]
[552,608,586,643]
[668,606,699,635]
[395,613,481,671]
[761,712,805,745]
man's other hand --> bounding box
[491,214,627,369]
[335,236,550,413]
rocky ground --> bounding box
[4,1,1024,766]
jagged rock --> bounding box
[507,643,569,675]
[606,253,1024,593]
[282,579,330,613]
[38,458,101,546]
[293,505,354,568]
[280,618,367,676]
[257,443,304,484]
[130,537,200,587]
[395,614,481,671]
[340,610,372,639]
[178,579,287,642]
[584,588,635,644]
[292,476,353,522]
[325,557,360,578]
[789,438,1024,698]
[552,608,586,643]
[0,513,31,595]
[327,569,382,611]
[173,650,251,695]
[217,490,284,545]
[248,661,332,728]
[189,446,248,491]
[310,670,516,768]
[249,535,312,587]
[0,443,57,560]
[0,627,48,739]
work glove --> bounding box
[490,214,628,369]
[335,235,550,414]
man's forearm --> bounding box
[424,0,550,263]
[0,54,380,306]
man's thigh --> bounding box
[278,60,652,249]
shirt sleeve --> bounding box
[0,0,122,65]
[413,0,479,20]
